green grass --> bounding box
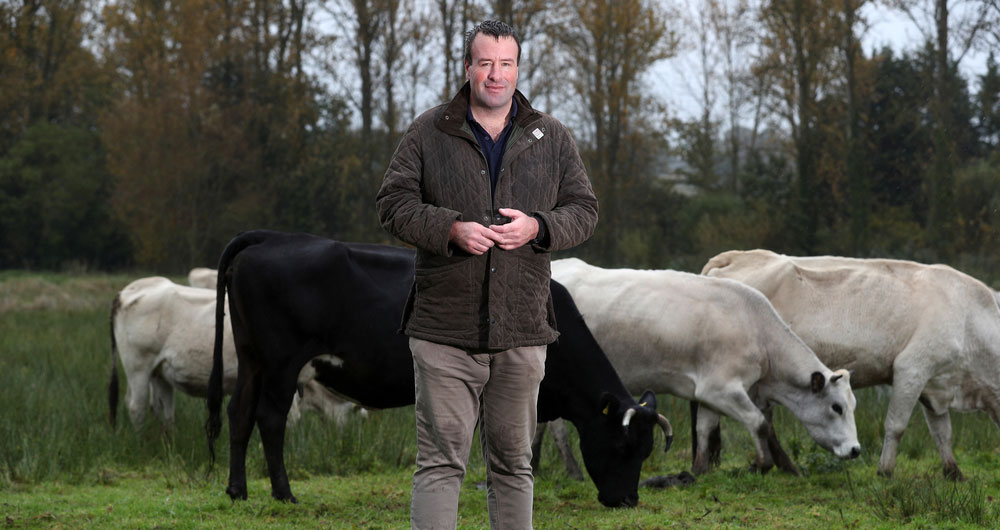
[3,272,1000,528]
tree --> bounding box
[836,0,870,253]
[976,52,1000,151]
[548,0,677,263]
[757,0,840,253]
[708,0,756,189]
[101,0,323,270]
[0,123,130,268]
[889,0,994,258]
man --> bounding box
[375,20,598,530]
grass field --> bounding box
[3,271,1000,528]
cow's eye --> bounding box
[832,404,843,415]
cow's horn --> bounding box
[657,413,674,452]
[621,407,637,429]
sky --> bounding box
[651,1,992,123]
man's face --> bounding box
[465,34,519,112]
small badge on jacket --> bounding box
[532,128,544,139]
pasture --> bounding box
[3,271,1000,528]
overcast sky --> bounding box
[651,1,992,124]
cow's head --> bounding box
[796,369,861,459]
[576,390,671,508]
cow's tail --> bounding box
[205,230,271,467]
[108,294,122,427]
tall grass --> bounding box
[3,272,1000,526]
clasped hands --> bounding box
[450,208,539,256]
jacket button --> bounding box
[480,170,486,175]
[490,267,497,273]
[482,215,490,222]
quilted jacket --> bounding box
[376,83,598,351]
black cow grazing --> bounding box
[205,230,672,508]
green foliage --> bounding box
[0,123,131,269]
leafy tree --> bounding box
[0,123,130,268]
[100,0,324,270]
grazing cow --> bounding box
[188,267,217,289]
[550,257,861,476]
[205,230,671,507]
[702,249,1000,479]
[108,277,358,430]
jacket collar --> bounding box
[437,82,539,136]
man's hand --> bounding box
[450,221,502,255]
[489,208,539,250]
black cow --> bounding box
[205,230,671,508]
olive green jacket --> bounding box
[376,83,598,351]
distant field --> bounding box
[3,272,1000,528]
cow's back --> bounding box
[551,258,792,398]
[703,250,1000,387]
[225,233,416,409]
[115,276,237,396]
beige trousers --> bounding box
[409,338,546,530]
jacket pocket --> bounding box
[410,259,474,332]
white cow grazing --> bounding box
[108,276,360,430]
[702,249,1000,479]
[551,258,860,475]
[187,267,217,289]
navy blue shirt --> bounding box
[466,99,548,245]
[467,99,517,195]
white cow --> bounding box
[108,276,360,430]
[187,267,217,289]
[551,258,860,475]
[702,249,1000,479]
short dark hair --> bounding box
[464,20,521,66]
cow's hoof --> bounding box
[943,465,966,482]
[226,485,248,501]
[272,492,298,504]
[779,464,801,476]
[876,469,893,479]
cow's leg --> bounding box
[878,364,932,478]
[701,388,773,474]
[921,405,964,481]
[149,375,175,433]
[762,405,799,476]
[690,401,722,472]
[226,360,262,501]
[691,404,721,475]
[550,419,584,480]
[256,377,299,503]
[124,372,150,429]
[529,422,547,475]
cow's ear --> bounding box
[638,390,657,411]
[810,371,826,393]
[599,392,621,418]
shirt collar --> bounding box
[466,98,518,127]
